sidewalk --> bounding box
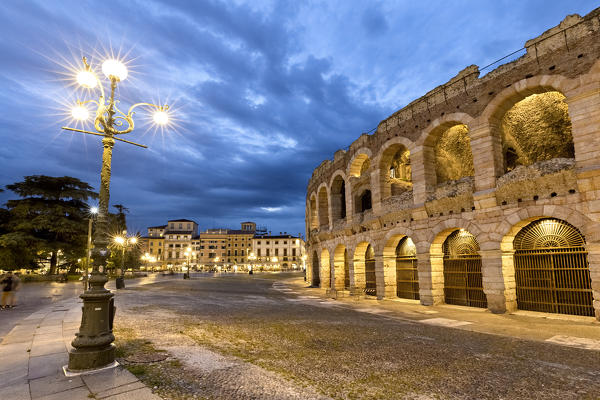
[282,277,600,351]
[0,291,162,399]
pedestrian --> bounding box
[1,271,15,309]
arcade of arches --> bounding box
[306,10,600,320]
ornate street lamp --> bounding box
[64,56,170,372]
[184,246,192,279]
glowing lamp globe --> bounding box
[153,110,169,125]
[114,236,125,245]
[90,206,99,214]
[129,237,138,245]
[71,105,89,121]
[102,59,128,81]
[77,70,97,88]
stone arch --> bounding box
[347,148,373,178]
[308,193,318,230]
[417,113,476,188]
[333,244,349,290]
[329,172,347,223]
[317,184,330,230]
[311,250,320,287]
[499,206,600,319]
[382,230,419,300]
[320,248,331,290]
[352,241,371,294]
[356,189,372,213]
[481,75,573,177]
[428,220,485,307]
[378,140,413,201]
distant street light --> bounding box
[184,246,192,279]
[64,55,171,373]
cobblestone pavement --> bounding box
[113,273,600,400]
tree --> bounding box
[2,176,97,274]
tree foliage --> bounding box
[1,176,97,273]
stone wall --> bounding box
[305,8,600,320]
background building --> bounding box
[251,233,306,271]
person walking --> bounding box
[1,271,15,309]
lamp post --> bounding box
[113,234,137,289]
[83,206,98,290]
[64,56,170,372]
[184,246,192,279]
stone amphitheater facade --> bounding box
[305,9,600,320]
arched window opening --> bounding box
[359,158,370,176]
[359,190,372,212]
[513,218,593,316]
[309,196,318,230]
[434,124,474,184]
[330,176,346,222]
[442,229,486,308]
[365,244,376,296]
[501,91,574,174]
[396,237,419,300]
[317,187,329,229]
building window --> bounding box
[284,249,287,256]
[234,250,238,256]
[266,241,270,245]
[187,223,191,229]
[284,241,287,244]
[258,249,261,257]
[292,248,296,257]
[275,241,279,244]
[241,250,245,256]
[275,249,279,256]
[266,249,270,257]
[150,242,153,246]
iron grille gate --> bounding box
[514,247,593,316]
[443,254,487,308]
[396,256,419,300]
[365,259,377,296]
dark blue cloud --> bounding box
[0,0,597,236]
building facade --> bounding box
[305,9,600,320]
[251,234,306,270]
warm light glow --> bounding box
[153,110,169,125]
[129,237,137,245]
[90,206,98,214]
[114,236,125,245]
[71,105,89,121]
[77,70,97,88]
[102,59,128,81]
[186,246,192,252]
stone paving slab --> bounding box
[0,292,162,400]
[29,374,85,399]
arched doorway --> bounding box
[396,237,419,300]
[365,244,376,296]
[514,218,593,316]
[443,230,487,308]
[311,251,320,287]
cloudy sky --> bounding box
[0,1,597,236]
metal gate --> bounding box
[443,230,487,308]
[344,249,350,289]
[365,245,377,296]
[396,237,419,300]
[514,219,593,317]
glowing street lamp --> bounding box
[64,55,171,373]
[184,246,192,279]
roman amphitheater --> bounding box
[305,9,600,320]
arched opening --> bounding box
[331,175,346,222]
[500,91,574,173]
[333,244,348,290]
[513,218,593,316]
[317,187,330,229]
[443,229,487,308]
[365,244,376,296]
[349,154,370,178]
[433,124,474,185]
[309,195,318,230]
[380,144,412,200]
[357,190,372,213]
[396,237,419,300]
[320,248,331,289]
[311,250,320,287]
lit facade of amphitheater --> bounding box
[305,9,600,320]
